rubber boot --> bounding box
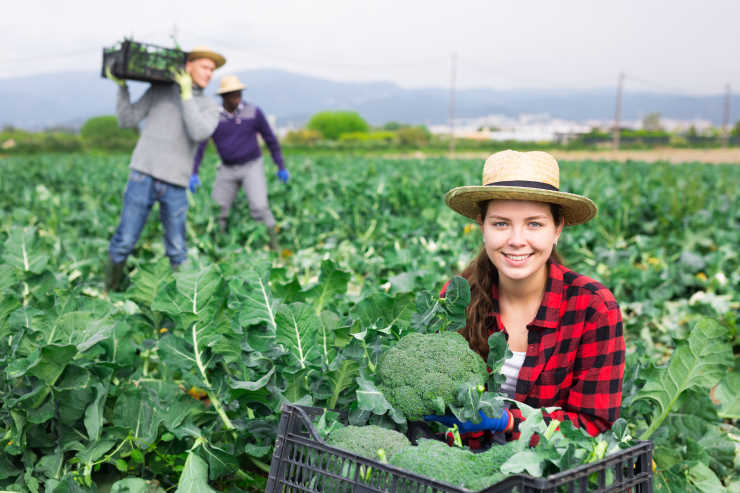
[218,217,229,234]
[104,259,126,292]
[268,227,280,251]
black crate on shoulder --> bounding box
[101,40,188,84]
[266,404,654,493]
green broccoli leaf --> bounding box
[174,451,218,493]
[356,375,395,415]
[411,276,470,333]
[633,317,733,440]
[2,226,50,274]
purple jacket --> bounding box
[192,102,285,173]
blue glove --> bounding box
[276,169,290,184]
[424,409,510,433]
[188,174,201,193]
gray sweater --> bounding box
[117,84,218,187]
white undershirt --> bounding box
[500,351,526,398]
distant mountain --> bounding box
[1,68,737,130]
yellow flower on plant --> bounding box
[188,387,208,400]
[647,257,660,266]
[696,272,707,281]
[159,328,168,334]
[463,224,475,234]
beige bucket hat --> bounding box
[217,75,246,94]
[187,46,226,68]
[444,150,597,226]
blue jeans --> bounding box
[109,170,189,266]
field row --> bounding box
[0,152,737,492]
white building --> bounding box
[430,113,717,142]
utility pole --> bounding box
[722,84,731,148]
[613,72,624,150]
[449,52,457,158]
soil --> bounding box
[550,148,740,164]
[401,148,740,164]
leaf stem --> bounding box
[249,457,271,474]
[93,436,132,468]
[192,323,236,432]
[206,389,235,431]
[640,391,681,440]
[543,419,560,441]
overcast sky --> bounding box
[2,0,739,94]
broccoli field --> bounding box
[0,151,738,492]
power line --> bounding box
[623,74,694,95]
[456,56,726,95]
[456,55,581,88]
[1,34,737,100]
[0,48,98,65]
[0,30,163,67]
[199,34,445,71]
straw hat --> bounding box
[444,150,597,226]
[217,75,246,94]
[187,46,226,69]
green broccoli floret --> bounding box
[377,331,487,421]
[389,439,515,490]
[326,425,411,461]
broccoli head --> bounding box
[377,331,487,421]
[326,424,411,461]
[389,439,514,490]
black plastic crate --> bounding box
[266,404,653,493]
[101,40,188,84]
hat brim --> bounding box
[217,84,246,94]
[188,50,226,69]
[445,186,597,226]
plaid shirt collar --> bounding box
[490,260,565,331]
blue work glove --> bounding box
[277,169,290,184]
[424,409,510,433]
[188,173,201,193]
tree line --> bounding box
[2,111,740,154]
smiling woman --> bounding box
[439,149,625,449]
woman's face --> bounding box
[479,200,563,283]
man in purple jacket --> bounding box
[191,75,288,249]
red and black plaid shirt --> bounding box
[495,261,624,438]
[445,260,625,442]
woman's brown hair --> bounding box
[459,201,563,359]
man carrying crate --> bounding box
[189,75,289,250]
[104,46,225,292]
